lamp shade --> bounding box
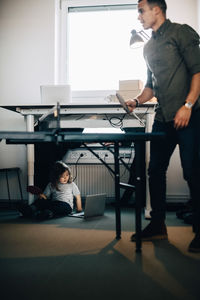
[130,29,150,48]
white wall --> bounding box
[167,0,199,31]
[0,0,56,105]
[0,0,57,200]
[0,0,199,201]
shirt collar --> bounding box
[152,19,171,39]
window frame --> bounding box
[59,0,139,99]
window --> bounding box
[61,1,147,94]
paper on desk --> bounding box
[83,128,125,134]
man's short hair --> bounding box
[138,0,167,14]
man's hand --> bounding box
[125,99,138,113]
[174,106,192,129]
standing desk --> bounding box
[1,102,156,209]
[0,102,161,252]
[0,128,164,252]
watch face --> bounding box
[185,102,193,109]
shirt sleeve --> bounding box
[177,24,200,75]
[72,182,80,196]
[145,67,153,89]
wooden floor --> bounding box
[0,207,200,300]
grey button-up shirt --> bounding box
[144,19,200,122]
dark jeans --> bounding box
[148,109,200,231]
[34,199,72,216]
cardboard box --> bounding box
[119,80,143,91]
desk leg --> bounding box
[134,141,145,252]
[26,115,34,205]
[114,142,121,239]
[145,112,153,218]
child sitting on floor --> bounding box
[18,161,82,220]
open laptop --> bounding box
[40,85,71,104]
[69,193,106,219]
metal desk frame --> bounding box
[1,103,156,213]
[0,130,164,252]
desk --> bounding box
[1,103,156,208]
[0,130,165,252]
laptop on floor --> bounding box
[69,193,106,219]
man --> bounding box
[126,0,200,252]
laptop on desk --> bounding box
[69,193,106,219]
[40,85,71,104]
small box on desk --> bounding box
[119,80,143,91]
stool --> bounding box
[0,167,23,203]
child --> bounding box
[18,161,82,220]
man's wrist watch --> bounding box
[184,101,193,109]
[134,98,139,107]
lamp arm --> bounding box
[139,30,150,41]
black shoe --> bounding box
[131,221,168,242]
[188,234,200,253]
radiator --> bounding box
[69,164,130,200]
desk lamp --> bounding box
[130,29,150,48]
